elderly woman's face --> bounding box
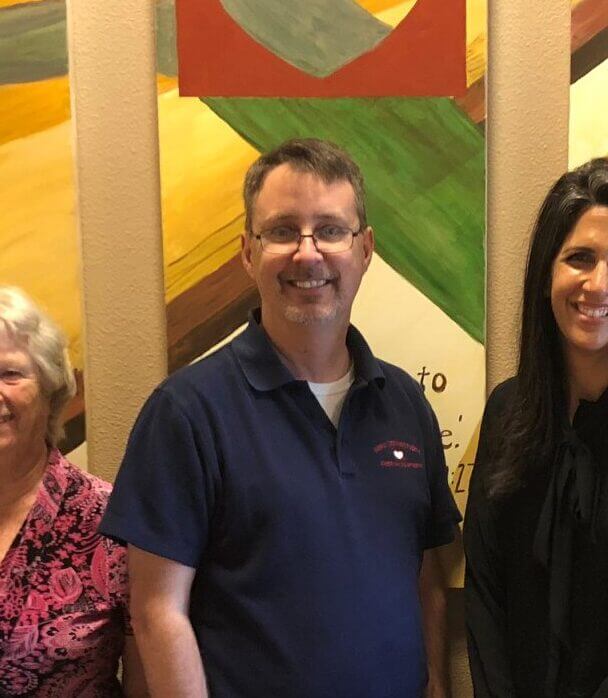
[0,337,50,458]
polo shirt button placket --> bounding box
[337,432,355,477]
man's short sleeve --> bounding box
[422,397,462,549]
[100,387,218,568]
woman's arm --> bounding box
[463,388,516,697]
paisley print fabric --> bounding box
[0,450,130,696]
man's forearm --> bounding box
[133,610,207,697]
[422,587,450,698]
[420,549,451,698]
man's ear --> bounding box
[241,233,256,280]
[362,226,375,271]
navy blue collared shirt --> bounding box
[101,312,461,698]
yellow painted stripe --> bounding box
[158,90,259,301]
[0,75,176,146]
[467,0,487,85]
[0,77,71,146]
[0,119,82,368]
[355,0,410,13]
[375,0,417,28]
[0,0,45,7]
[157,74,178,94]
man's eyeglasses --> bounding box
[252,225,363,255]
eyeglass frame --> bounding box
[250,224,366,255]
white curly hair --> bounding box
[0,286,77,446]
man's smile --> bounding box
[286,278,333,290]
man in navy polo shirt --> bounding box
[101,138,461,697]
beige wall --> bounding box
[66,0,571,693]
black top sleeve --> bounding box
[464,380,516,697]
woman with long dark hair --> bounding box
[465,158,608,697]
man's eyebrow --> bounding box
[260,212,351,227]
[260,214,299,227]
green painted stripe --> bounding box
[0,0,176,84]
[219,0,390,78]
[156,0,177,77]
[202,97,486,342]
[0,0,66,84]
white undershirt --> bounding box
[307,365,355,427]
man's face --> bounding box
[242,163,374,330]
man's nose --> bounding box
[293,234,323,261]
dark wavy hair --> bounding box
[243,138,367,232]
[490,157,608,497]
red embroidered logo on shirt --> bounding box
[373,440,423,469]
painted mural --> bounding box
[4,0,602,490]
[569,0,608,168]
[0,0,85,463]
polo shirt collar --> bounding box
[347,324,386,387]
[232,309,385,391]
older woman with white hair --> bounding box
[0,287,146,696]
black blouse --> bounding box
[464,378,608,697]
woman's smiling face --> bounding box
[0,335,50,460]
[551,206,608,362]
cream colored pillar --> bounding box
[486,0,570,390]
[67,0,167,482]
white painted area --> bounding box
[198,324,246,361]
[569,59,608,168]
[352,253,485,475]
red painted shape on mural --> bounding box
[175,0,466,97]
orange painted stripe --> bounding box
[0,0,45,7]
[1,75,177,146]
[0,77,71,146]
[355,0,405,11]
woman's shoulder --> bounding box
[51,449,112,498]
[484,376,518,421]
[472,378,518,488]
[47,450,118,528]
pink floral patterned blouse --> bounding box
[0,449,131,696]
